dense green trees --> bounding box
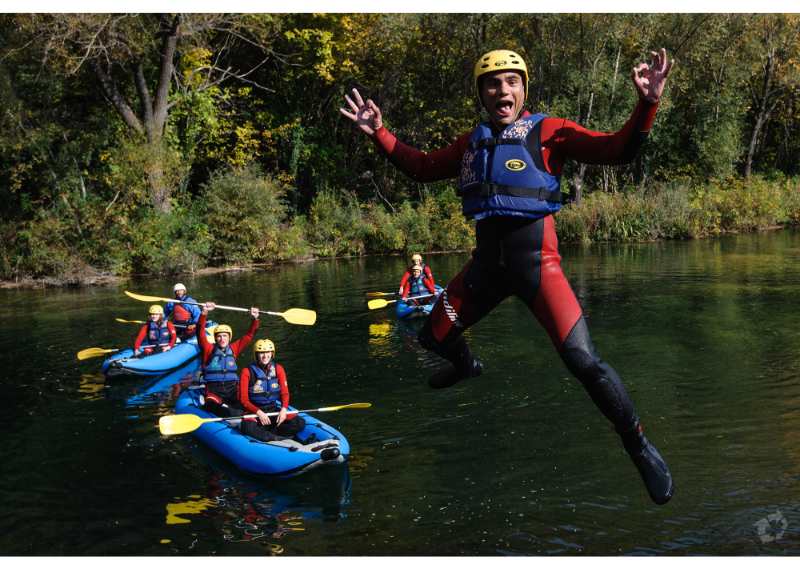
[1,14,799,282]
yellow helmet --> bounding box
[411,253,423,264]
[473,49,529,103]
[254,339,275,355]
[214,324,233,337]
[148,305,164,315]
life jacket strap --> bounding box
[469,137,526,151]
[459,183,562,203]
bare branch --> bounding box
[195,63,276,93]
[70,15,111,74]
[134,61,155,138]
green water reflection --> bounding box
[1,229,799,554]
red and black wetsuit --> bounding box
[371,99,658,438]
[196,312,259,416]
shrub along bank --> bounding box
[1,169,798,285]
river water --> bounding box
[2,229,800,555]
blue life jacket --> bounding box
[165,295,200,326]
[204,345,239,382]
[458,113,562,220]
[247,362,282,407]
[409,275,429,298]
[142,321,171,347]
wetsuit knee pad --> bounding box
[560,317,603,378]
[560,316,636,430]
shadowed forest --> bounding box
[1,13,798,284]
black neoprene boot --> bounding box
[620,423,674,505]
[427,357,483,389]
[418,330,483,389]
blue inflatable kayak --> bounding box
[395,285,443,319]
[102,322,216,377]
[174,388,350,476]
[125,364,202,407]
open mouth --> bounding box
[494,99,515,118]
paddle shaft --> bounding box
[144,297,282,319]
[210,409,319,423]
[203,403,369,423]
[117,319,189,328]
[188,407,346,425]
[388,292,437,306]
[124,291,316,326]
[158,402,370,435]
[172,299,249,313]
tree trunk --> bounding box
[91,14,181,212]
[571,88,595,205]
[745,48,775,178]
[151,14,180,139]
[609,44,621,110]
[147,156,171,213]
[91,60,144,135]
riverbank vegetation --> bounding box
[1,14,799,283]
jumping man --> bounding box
[341,48,675,505]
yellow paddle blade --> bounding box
[276,308,317,326]
[115,317,145,324]
[317,402,372,412]
[366,291,395,298]
[158,414,207,436]
[77,347,118,361]
[368,299,390,310]
[125,290,173,303]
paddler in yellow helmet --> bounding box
[237,339,306,441]
[196,302,260,417]
[341,46,675,505]
[133,304,176,356]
